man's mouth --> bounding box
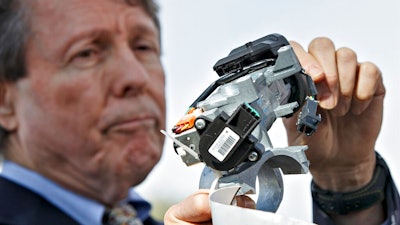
[102,116,158,135]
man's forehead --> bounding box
[25,0,158,34]
[24,0,158,59]
[28,0,156,26]
[28,0,143,12]
[27,0,149,27]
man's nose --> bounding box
[108,46,150,98]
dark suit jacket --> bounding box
[0,176,80,225]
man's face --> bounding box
[8,0,165,203]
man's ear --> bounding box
[0,83,17,132]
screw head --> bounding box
[195,118,206,130]
[248,151,259,162]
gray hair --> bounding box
[0,0,27,82]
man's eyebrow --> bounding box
[128,23,158,38]
[60,28,110,52]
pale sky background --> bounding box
[137,0,400,222]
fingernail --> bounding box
[319,93,336,110]
[307,65,324,81]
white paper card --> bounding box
[209,186,316,225]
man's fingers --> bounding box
[333,47,358,116]
[164,190,212,224]
[291,40,384,116]
[308,37,339,109]
[290,39,337,109]
[290,41,325,82]
[351,62,385,115]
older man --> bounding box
[0,0,164,224]
[0,0,398,225]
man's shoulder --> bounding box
[0,176,80,225]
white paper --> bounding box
[209,186,316,225]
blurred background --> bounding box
[136,0,400,222]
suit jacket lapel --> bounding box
[0,176,81,225]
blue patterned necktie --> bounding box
[103,204,143,225]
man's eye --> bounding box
[135,44,153,52]
[77,49,96,58]
[70,48,101,68]
[133,41,160,64]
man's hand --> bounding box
[164,190,212,225]
[164,189,256,224]
[284,37,386,224]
